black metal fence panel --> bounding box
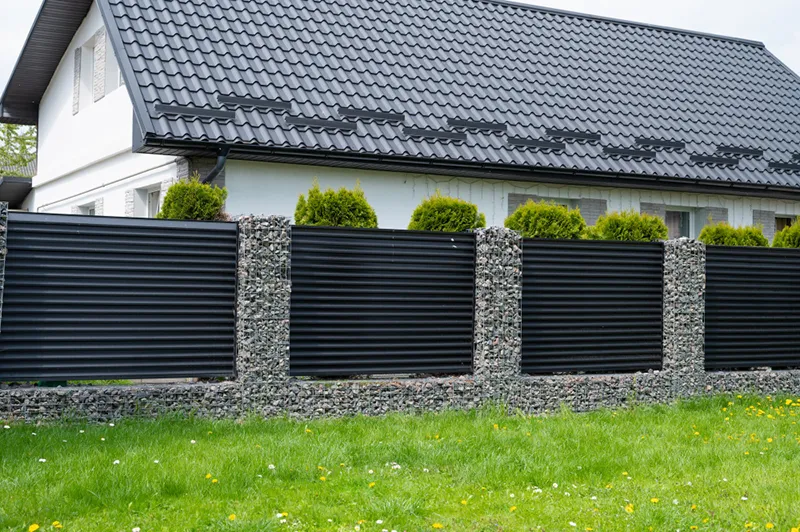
[289,226,475,376]
[705,246,800,370]
[521,239,664,374]
[0,212,237,381]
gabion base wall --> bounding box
[3,219,800,423]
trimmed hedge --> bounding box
[698,222,768,247]
[773,219,800,247]
[585,210,668,242]
[504,200,586,239]
[295,181,378,228]
[407,193,486,232]
[157,175,228,221]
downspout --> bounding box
[202,147,231,184]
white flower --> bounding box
[423,468,429,473]
[132,528,140,532]
[328,519,333,523]
[569,522,577,527]
[673,499,679,505]
[101,438,105,441]
[113,460,120,465]
[190,440,196,444]
[280,519,287,524]
[722,478,728,482]
[741,496,748,501]
[257,474,263,478]
[109,423,115,427]
[552,483,558,488]
[590,496,597,500]
[391,463,401,470]
[532,487,542,494]
[268,464,276,470]
[62,440,67,443]
[38,458,46,463]
[153,460,159,464]
[510,493,515,498]
[354,526,360,531]
[368,469,374,474]
[376,520,383,524]
[276,514,283,518]
[3,425,9,429]
[79,430,85,434]
[564,492,571,496]
[31,432,36,436]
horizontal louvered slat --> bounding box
[705,246,800,370]
[0,212,237,381]
[522,239,664,374]
[289,226,475,377]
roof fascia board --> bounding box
[96,0,155,136]
[138,138,800,202]
[477,0,765,48]
[0,0,49,114]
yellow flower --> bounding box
[510,506,517,512]
[790,527,798,532]
[622,472,628,476]
[228,514,236,521]
[212,478,219,484]
[461,499,467,505]
[281,512,288,517]
[52,522,63,530]
[691,504,697,511]
[690,527,698,531]
[369,482,376,488]
[493,424,499,430]
[305,428,312,434]
[767,438,773,443]
[29,526,40,532]
[205,473,212,479]
[766,524,774,530]
[625,503,634,514]
[319,476,326,482]
[650,498,659,503]
[317,466,326,471]
[432,524,444,529]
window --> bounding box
[776,216,794,233]
[665,210,691,239]
[147,189,161,218]
[78,202,97,216]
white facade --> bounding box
[19,4,800,238]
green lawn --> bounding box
[1,396,799,531]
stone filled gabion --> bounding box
[662,238,706,397]
[4,222,800,424]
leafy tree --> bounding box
[585,210,668,242]
[407,192,486,232]
[504,200,586,239]
[0,124,36,176]
[295,180,378,228]
[698,222,768,247]
[157,173,228,221]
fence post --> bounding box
[472,227,523,398]
[0,202,7,333]
[662,238,706,398]
[235,215,291,414]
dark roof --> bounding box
[0,0,94,125]
[0,176,32,209]
[7,0,800,195]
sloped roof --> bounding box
[33,0,800,193]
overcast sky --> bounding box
[1,0,799,92]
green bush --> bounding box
[698,222,768,247]
[504,200,586,239]
[157,174,228,221]
[294,181,378,228]
[585,210,668,242]
[407,193,486,232]
[773,219,800,247]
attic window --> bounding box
[73,27,123,114]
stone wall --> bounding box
[2,217,800,423]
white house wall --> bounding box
[226,160,800,232]
[31,1,173,208]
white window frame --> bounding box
[664,206,695,239]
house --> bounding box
[1,0,800,240]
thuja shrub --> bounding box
[698,222,768,247]
[585,210,668,242]
[407,193,486,232]
[504,200,586,239]
[157,174,228,221]
[773,220,800,247]
[294,181,378,228]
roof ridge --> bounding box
[473,0,766,48]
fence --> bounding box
[705,246,800,370]
[0,212,238,381]
[521,239,664,374]
[289,226,475,376]
[3,211,800,422]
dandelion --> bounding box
[28,525,40,532]
[625,503,634,513]
[510,506,517,512]
[766,524,774,530]
[206,473,212,479]
[432,524,443,529]
[212,479,219,484]
[229,514,236,521]
[369,482,376,488]
[691,504,697,511]
[52,522,63,529]
[305,428,312,434]
[320,476,327,482]
[461,499,467,505]
[650,498,659,503]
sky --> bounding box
[0,0,799,93]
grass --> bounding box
[1,396,799,531]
